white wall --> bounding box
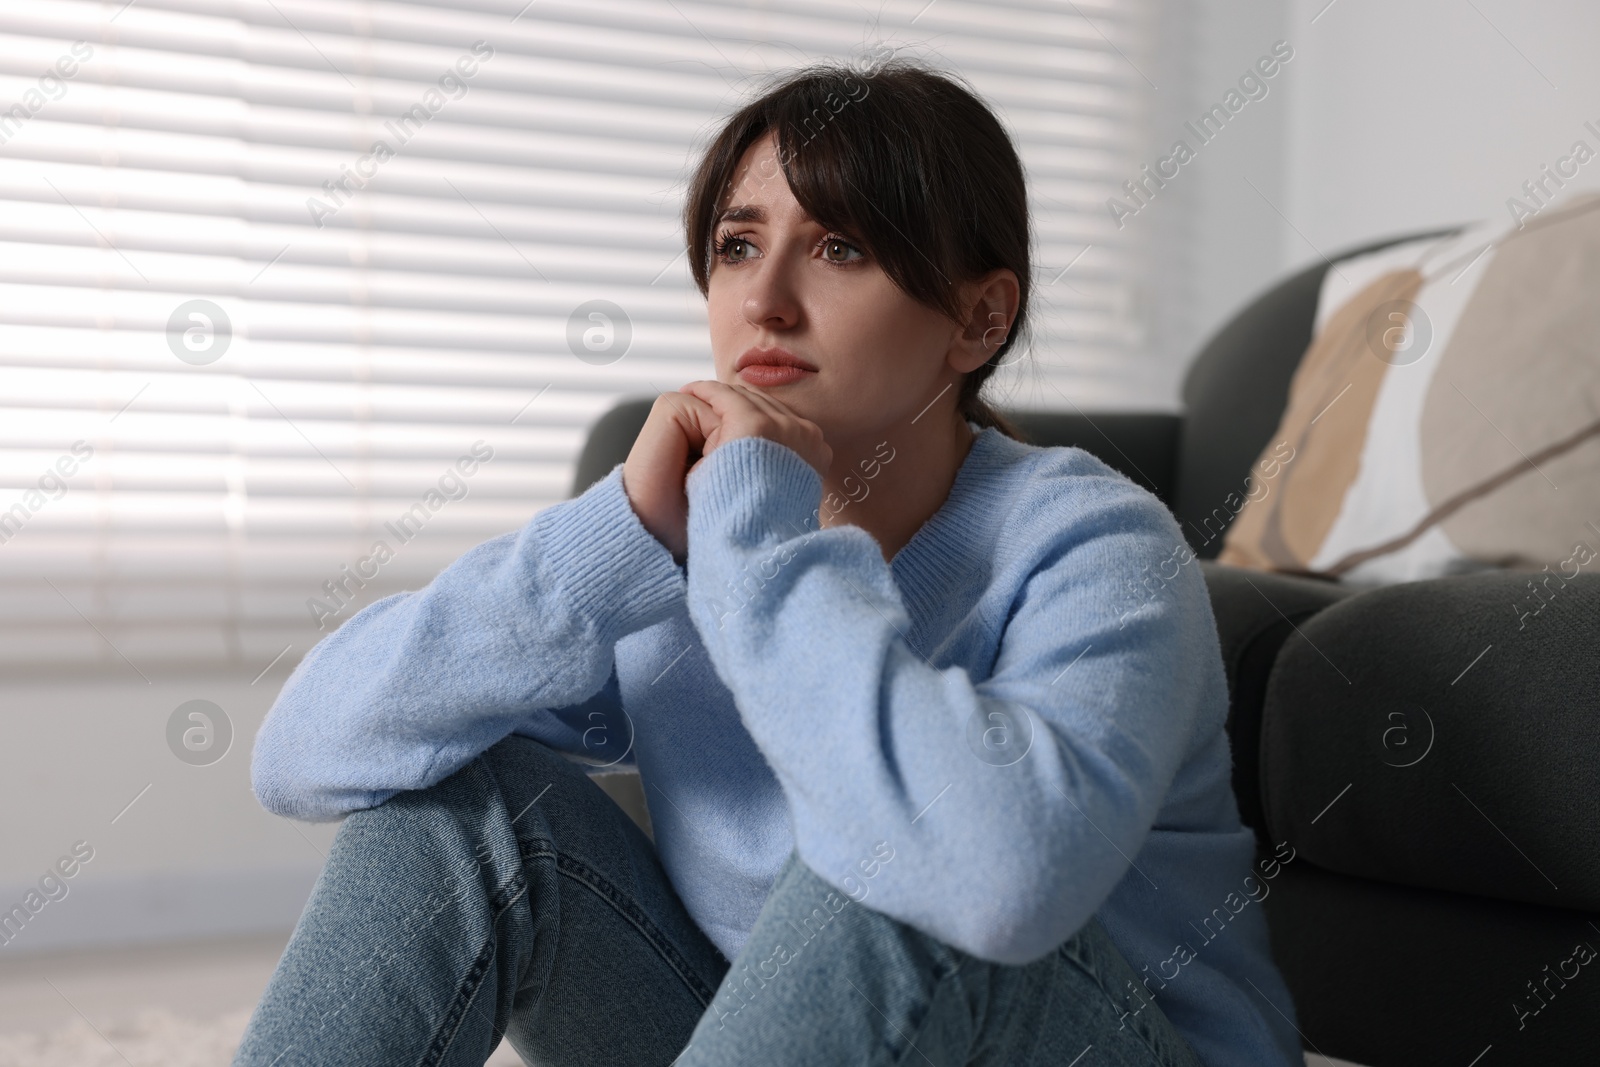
[1093,0,1297,407]
[1165,0,1295,376]
[0,675,333,955]
[1176,0,1600,372]
[1284,0,1600,262]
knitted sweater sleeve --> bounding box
[250,463,686,821]
[684,435,1210,966]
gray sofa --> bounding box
[568,233,1600,1065]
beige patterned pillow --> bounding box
[1219,194,1600,586]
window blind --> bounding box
[0,0,1156,675]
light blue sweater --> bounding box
[252,423,1305,1067]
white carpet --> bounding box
[0,1008,529,1066]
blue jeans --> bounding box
[235,735,1207,1067]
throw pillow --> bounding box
[1218,194,1600,586]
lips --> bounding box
[735,347,817,387]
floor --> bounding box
[0,934,523,1066]
[0,933,1362,1066]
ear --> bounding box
[948,268,1020,375]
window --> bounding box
[0,0,1157,673]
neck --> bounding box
[819,406,978,564]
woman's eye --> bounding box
[721,238,751,262]
[822,238,863,263]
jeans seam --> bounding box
[1060,935,1190,1067]
[886,954,964,1067]
[422,915,508,1067]
[520,838,721,1008]
[417,757,533,1067]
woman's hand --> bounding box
[676,380,832,481]
[622,390,718,564]
[622,381,831,563]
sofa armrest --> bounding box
[571,397,654,497]
[1258,570,1600,912]
[1199,562,1353,836]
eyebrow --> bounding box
[715,203,817,226]
[717,204,764,225]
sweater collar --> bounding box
[888,422,1034,627]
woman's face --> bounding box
[704,130,977,450]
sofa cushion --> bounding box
[1257,569,1600,911]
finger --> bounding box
[666,387,718,421]
[657,386,712,419]
[678,379,764,422]
[688,378,795,424]
[667,390,721,450]
[678,395,738,461]
[644,391,711,467]
[725,381,795,420]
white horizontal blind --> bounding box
[0,0,1156,675]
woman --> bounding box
[237,60,1305,1067]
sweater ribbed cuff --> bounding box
[532,462,687,643]
[686,435,824,550]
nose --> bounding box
[741,255,801,332]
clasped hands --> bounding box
[621,380,833,564]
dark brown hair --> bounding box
[683,56,1030,441]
